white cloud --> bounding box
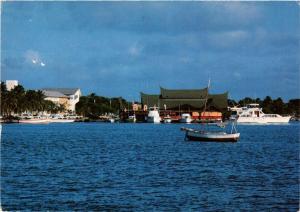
[24,49,46,67]
[128,42,143,56]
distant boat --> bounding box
[127,115,136,123]
[230,104,291,124]
[163,115,172,123]
[147,107,161,123]
[49,114,75,123]
[49,119,75,123]
[179,113,193,123]
[19,118,49,124]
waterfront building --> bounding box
[42,88,81,113]
[141,87,228,111]
[6,80,18,91]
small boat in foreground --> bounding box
[181,79,240,142]
[181,126,240,142]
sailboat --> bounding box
[181,80,240,142]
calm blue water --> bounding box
[1,122,299,211]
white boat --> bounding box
[181,79,240,142]
[230,104,291,124]
[49,119,75,123]
[163,115,172,123]
[179,113,193,123]
[182,127,240,142]
[19,118,50,124]
[147,107,161,123]
[49,114,75,123]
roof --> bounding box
[208,92,228,109]
[42,88,80,96]
[140,92,160,107]
[42,90,67,98]
[140,90,228,110]
[160,87,208,99]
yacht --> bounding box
[179,113,193,123]
[230,104,291,124]
[147,107,161,123]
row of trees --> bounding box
[228,96,300,116]
[75,93,130,119]
[0,83,65,117]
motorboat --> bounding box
[230,104,291,124]
[147,107,161,123]
[19,116,50,124]
[49,114,75,123]
[163,115,172,123]
[179,113,193,123]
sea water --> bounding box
[1,122,299,210]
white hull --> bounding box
[237,116,291,124]
[185,130,240,142]
[19,119,50,124]
[163,119,172,123]
[179,118,192,123]
[147,116,161,123]
[49,119,75,123]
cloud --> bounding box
[24,49,46,67]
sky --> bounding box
[1,1,299,101]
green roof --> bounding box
[140,92,160,107]
[140,89,228,110]
[160,87,208,99]
[208,92,228,109]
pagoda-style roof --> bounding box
[208,92,228,109]
[140,92,160,107]
[160,87,208,99]
[140,88,228,110]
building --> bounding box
[6,80,18,91]
[42,88,81,113]
[140,87,228,111]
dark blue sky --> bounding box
[2,2,299,101]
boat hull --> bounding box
[237,116,291,124]
[147,116,161,123]
[185,130,240,142]
[19,119,50,124]
[49,119,75,123]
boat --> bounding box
[163,115,172,123]
[181,79,240,142]
[49,114,75,123]
[19,117,50,124]
[230,104,291,124]
[147,107,161,123]
[181,126,240,142]
[179,113,193,123]
[126,115,136,123]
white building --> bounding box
[6,80,18,91]
[42,88,81,113]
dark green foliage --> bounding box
[75,93,130,118]
[0,82,65,116]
